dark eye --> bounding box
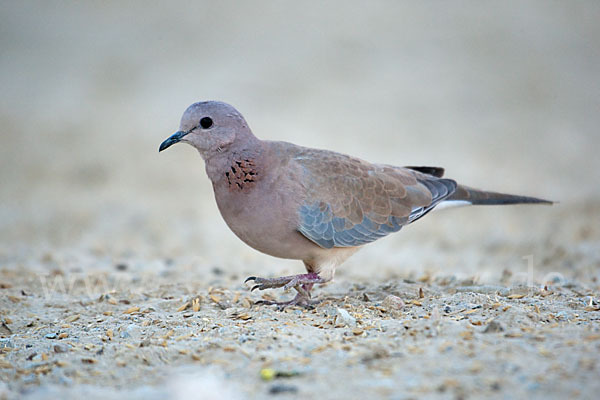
[199,117,213,129]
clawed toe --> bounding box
[244,276,265,292]
[244,276,260,292]
[245,276,288,291]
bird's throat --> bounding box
[205,146,264,193]
[224,157,260,192]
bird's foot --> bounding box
[245,273,325,309]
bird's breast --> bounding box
[211,161,317,260]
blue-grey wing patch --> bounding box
[298,202,407,249]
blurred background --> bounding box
[1,1,599,283]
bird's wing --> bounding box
[294,150,456,248]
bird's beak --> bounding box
[159,130,189,152]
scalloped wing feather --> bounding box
[294,149,457,248]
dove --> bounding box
[159,101,552,307]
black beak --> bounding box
[159,130,189,152]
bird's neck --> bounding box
[204,140,265,192]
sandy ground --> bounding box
[1,1,600,399]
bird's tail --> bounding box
[446,185,553,206]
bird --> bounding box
[159,101,552,307]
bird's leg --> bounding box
[245,273,325,308]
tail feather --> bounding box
[447,185,553,206]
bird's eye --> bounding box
[199,117,213,129]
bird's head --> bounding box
[159,101,253,158]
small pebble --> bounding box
[58,375,74,386]
[123,323,141,339]
[238,334,250,344]
[483,321,504,333]
[54,344,69,353]
[382,295,405,310]
[211,266,224,275]
[430,306,441,321]
[115,263,128,271]
[555,311,568,320]
[335,308,356,327]
[269,384,298,394]
[45,333,57,339]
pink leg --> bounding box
[245,273,325,308]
